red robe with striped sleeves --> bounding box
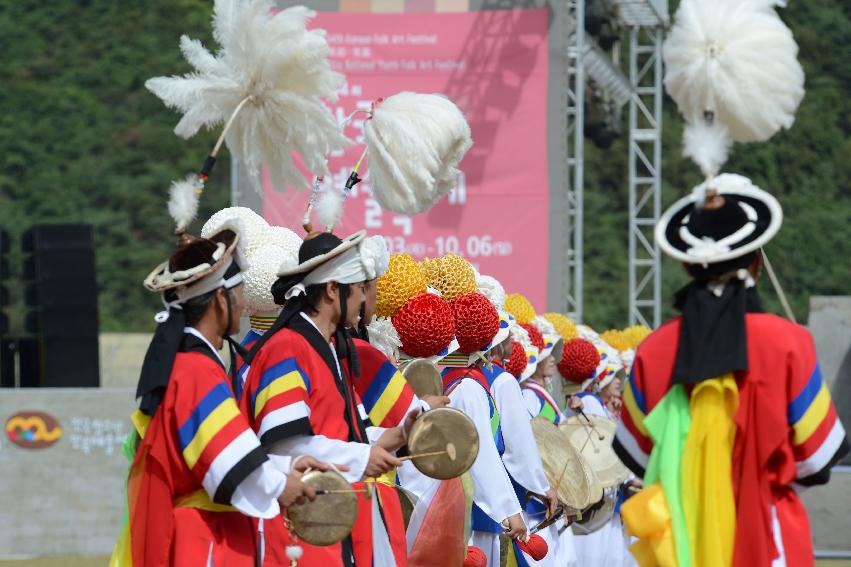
[240,317,402,567]
[344,338,417,566]
[615,313,849,567]
[127,335,270,566]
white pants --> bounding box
[470,531,500,567]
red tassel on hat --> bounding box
[463,546,488,567]
[516,534,548,560]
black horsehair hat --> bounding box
[655,173,783,267]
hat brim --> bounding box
[655,174,783,265]
[520,347,540,382]
[144,226,241,293]
[401,337,460,366]
[276,230,366,278]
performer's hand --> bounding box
[543,488,559,519]
[421,394,450,409]
[567,395,583,412]
[279,470,317,508]
[291,455,350,474]
[364,445,401,477]
[503,513,528,541]
[402,407,421,439]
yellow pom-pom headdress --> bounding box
[542,312,578,341]
[621,325,652,350]
[504,293,536,325]
[421,254,477,301]
[375,253,427,318]
[600,329,630,353]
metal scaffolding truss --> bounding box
[627,24,664,327]
[565,0,667,325]
[563,0,586,321]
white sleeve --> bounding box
[269,434,371,483]
[449,381,522,524]
[493,375,550,496]
[366,426,388,445]
[229,459,286,519]
[578,394,608,417]
[521,388,543,416]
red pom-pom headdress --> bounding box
[451,292,500,354]
[504,340,527,378]
[558,338,600,383]
[519,322,545,351]
[392,292,455,358]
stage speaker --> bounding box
[0,338,41,388]
[1,227,10,337]
[21,224,99,387]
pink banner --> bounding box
[263,9,549,306]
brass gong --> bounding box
[559,414,629,489]
[286,470,359,546]
[406,407,479,479]
[530,417,602,512]
[402,358,444,398]
[395,485,419,529]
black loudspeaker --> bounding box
[1,227,10,336]
[0,339,14,387]
[21,224,99,387]
[0,338,41,388]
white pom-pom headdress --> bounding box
[147,1,349,193]
[367,316,403,361]
[202,206,303,317]
[664,0,805,178]
[476,274,506,311]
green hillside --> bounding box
[0,0,848,333]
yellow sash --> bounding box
[174,489,238,512]
[681,375,738,567]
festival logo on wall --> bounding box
[263,9,550,306]
[5,411,63,449]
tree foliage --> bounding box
[0,0,848,332]
[582,0,851,329]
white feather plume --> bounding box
[146,1,350,192]
[167,175,201,231]
[364,92,473,215]
[664,0,805,143]
[683,120,732,178]
[316,188,345,231]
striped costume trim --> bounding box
[788,363,847,476]
[360,361,416,428]
[178,382,268,504]
[252,358,314,445]
[178,383,242,470]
